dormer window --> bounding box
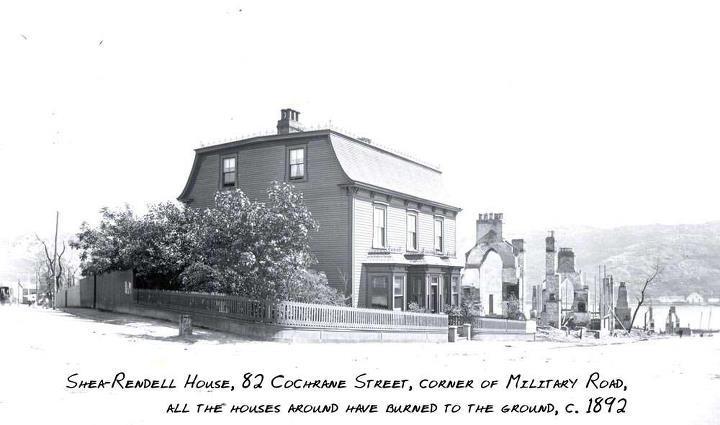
[222,156,236,187]
[288,147,306,180]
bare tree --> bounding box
[35,211,65,308]
[629,261,663,330]
[337,267,352,305]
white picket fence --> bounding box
[135,289,447,331]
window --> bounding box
[409,276,425,307]
[288,147,305,180]
[406,213,417,251]
[393,275,405,310]
[222,157,236,187]
[370,276,389,309]
[373,205,386,248]
[434,217,444,252]
[451,276,459,306]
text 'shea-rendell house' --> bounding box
[178,109,463,312]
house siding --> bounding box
[353,195,374,307]
[186,153,221,209]
[351,189,458,308]
[183,136,350,293]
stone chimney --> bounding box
[616,282,629,309]
[277,108,303,134]
[545,230,556,278]
[476,212,503,242]
[511,239,524,254]
[545,230,555,252]
[557,248,576,273]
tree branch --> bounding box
[57,241,67,288]
[35,234,55,275]
[629,261,663,331]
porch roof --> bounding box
[363,251,464,268]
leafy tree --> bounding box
[72,182,343,304]
[72,203,195,287]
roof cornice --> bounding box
[195,129,441,173]
[340,182,462,213]
[195,130,332,154]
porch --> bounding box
[362,264,462,313]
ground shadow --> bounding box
[61,307,252,345]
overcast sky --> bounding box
[1,0,719,250]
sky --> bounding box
[1,0,719,252]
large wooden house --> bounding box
[178,109,463,312]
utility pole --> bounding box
[52,211,59,309]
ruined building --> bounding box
[665,306,681,334]
[614,282,632,330]
[463,213,526,318]
[644,305,655,332]
[537,232,589,328]
[539,232,561,327]
[597,274,615,331]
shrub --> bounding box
[407,302,429,314]
[286,270,345,305]
[445,294,484,324]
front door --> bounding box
[428,274,443,313]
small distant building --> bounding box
[708,297,720,304]
[656,295,685,304]
[686,292,704,304]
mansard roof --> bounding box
[179,129,461,211]
[329,133,460,211]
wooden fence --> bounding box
[135,289,447,331]
[471,316,536,334]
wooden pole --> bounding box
[52,211,59,309]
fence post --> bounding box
[179,314,192,336]
[264,300,274,324]
[448,326,457,342]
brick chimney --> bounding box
[545,230,556,278]
[476,212,503,242]
[557,248,576,273]
[277,108,303,134]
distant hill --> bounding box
[0,233,79,286]
[517,222,720,300]
[0,234,43,284]
[4,222,720,301]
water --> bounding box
[634,304,720,331]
